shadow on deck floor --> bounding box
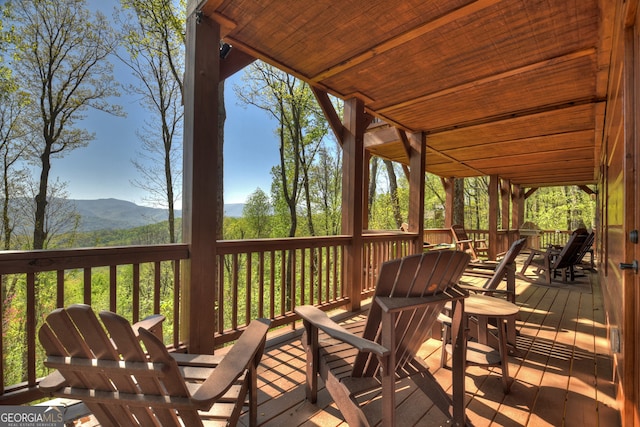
[245,261,620,427]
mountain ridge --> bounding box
[69,198,244,232]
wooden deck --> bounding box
[67,256,619,426]
[242,259,620,427]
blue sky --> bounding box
[52,1,280,208]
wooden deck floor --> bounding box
[241,260,620,427]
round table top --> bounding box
[464,294,519,317]
[446,293,519,317]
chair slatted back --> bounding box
[39,305,203,427]
[575,231,595,263]
[483,238,527,290]
[553,229,588,270]
[352,251,470,378]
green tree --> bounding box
[235,62,329,311]
[383,159,403,229]
[424,173,446,228]
[235,62,326,238]
[7,0,121,249]
[242,188,272,238]
[310,144,342,235]
[118,0,185,244]
[0,71,30,249]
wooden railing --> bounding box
[539,230,573,248]
[0,232,419,404]
[0,244,189,404]
[215,236,350,344]
[214,232,418,345]
[0,227,572,404]
[361,232,417,295]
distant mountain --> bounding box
[70,199,244,232]
[70,199,178,232]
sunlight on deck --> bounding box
[244,257,620,427]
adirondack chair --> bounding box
[444,238,527,358]
[38,304,270,427]
[295,251,470,427]
[575,230,595,269]
[462,238,527,304]
[451,224,488,260]
[520,229,589,284]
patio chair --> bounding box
[575,230,595,270]
[295,250,470,426]
[38,304,270,427]
[451,224,488,260]
[519,228,589,284]
[444,238,527,358]
[462,237,527,304]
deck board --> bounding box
[243,260,620,426]
[69,257,619,426]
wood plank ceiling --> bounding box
[201,0,613,187]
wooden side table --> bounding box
[441,294,519,393]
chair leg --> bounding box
[520,252,535,274]
[249,363,258,427]
[497,318,513,393]
[450,300,467,426]
[302,321,319,403]
[440,321,450,368]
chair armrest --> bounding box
[132,314,165,339]
[190,318,271,408]
[295,305,389,357]
[467,261,499,270]
[457,239,473,244]
[39,370,68,393]
[460,284,512,296]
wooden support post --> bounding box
[488,175,499,260]
[342,98,366,312]
[181,12,220,354]
[512,184,524,231]
[407,132,426,253]
[501,179,511,231]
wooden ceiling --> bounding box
[200,0,613,187]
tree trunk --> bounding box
[33,146,52,249]
[453,178,464,226]
[368,157,378,222]
[383,160,403,228]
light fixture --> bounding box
[220,42,232,59]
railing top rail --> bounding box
[0,244,189,274]
[216,235,351,254]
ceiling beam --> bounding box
[220,48,256,81]
[312,87,345,144]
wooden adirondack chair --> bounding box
[462,238,527,304]
[520,229,589,284]
[575,230,595,269]
[446,238,527,358]
[451,224,488,260]
[38,304,270,427]
[295,251,470,427]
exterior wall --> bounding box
[599,1,639,425]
